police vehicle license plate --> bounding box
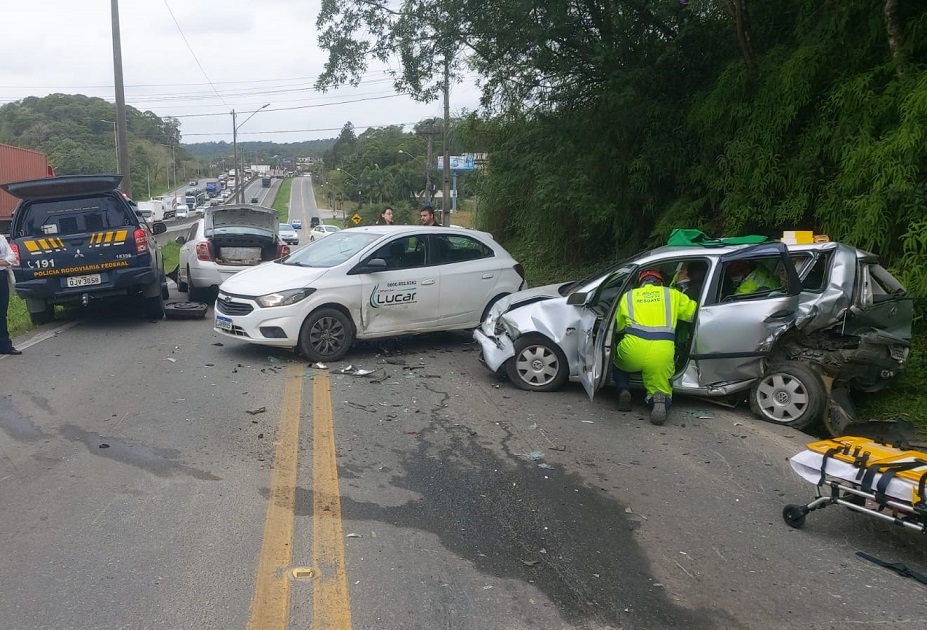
[66,274,102,288]
[215,316,233,331]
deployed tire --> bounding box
[506,334,569,392]
[298,308,354,362]
[164,301,208,320]
[750,362,827,430]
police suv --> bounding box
[2,175,169,323]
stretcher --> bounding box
[784,436,927,533]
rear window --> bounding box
[15,196,133,238]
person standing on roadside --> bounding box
[376,207,395,225]
[0,233,22,355]
[419,204,439,226]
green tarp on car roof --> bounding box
[666,229,771,248]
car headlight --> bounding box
[255,288,315,308]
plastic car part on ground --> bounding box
[164,302,209,320]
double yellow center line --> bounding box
[247,364,353,629]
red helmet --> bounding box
[639,270,663,285]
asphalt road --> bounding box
[3,183,927,628]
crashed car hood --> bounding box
[207,206,278,234]
[219,261,331,295]
[496,282,572,313]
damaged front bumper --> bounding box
[473,326,515,373]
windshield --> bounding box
[281,231,381,268]
[562,259,637,295]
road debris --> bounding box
[246,406,266,415]
[311,362,328,369]
[346,533,361,538]
[521,559,541,567]
[528,451,545,461]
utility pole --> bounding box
[110,0,132,197]
[232,109,240,203]
[425,120,434,205]
[441,60,451,227]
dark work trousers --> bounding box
[0,276,12,352]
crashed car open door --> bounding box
[684,243,802,394]
[575,266,636,399]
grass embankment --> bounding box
[271,177,293,222]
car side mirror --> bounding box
[175,235,186,244]
[349,258,388,274]
[151,222,167,235]
[567,292,589,306]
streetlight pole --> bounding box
[110,0,131,197]
[231,103,269,203]
[100,120,118,171]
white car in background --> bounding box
[175,205,290,302]
[309,224,340,241]
[214,226,526,362]
[279,223,299,245]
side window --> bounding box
[187,223,199,242]
[799,252,831,292]
[434,234,492,265]
[371,236,427,271]
[718,257,784,301]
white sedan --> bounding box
[309,224,340,241]
[214,226,526,362]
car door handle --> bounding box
[422,279,435,286]
[482,273,495,279]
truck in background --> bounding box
[205,179,220,197]
[261,176,272,188]
[139,196,175,221]
[0,143,54,232]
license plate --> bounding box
[215,316,233,331]
[890,345,908,361]
[66,274,102,288]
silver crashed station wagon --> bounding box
[475,241,912,431]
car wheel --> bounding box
[143,292,165,320]
[506,334,569,392]
[27,300,55,325]
[164,302,208,320]
[749,362,827,430]
[187,266,209,302]
[298,308,354,362]
[176,266,189,293]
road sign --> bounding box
[351,213,362,225]
[435,155,476,171]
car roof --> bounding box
[1,174,123,199]
[638,240,865,262]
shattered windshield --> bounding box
[281,231,380,268]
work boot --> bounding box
[650,392,667,426]
[618,389,632,412]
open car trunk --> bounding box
[205,205,280,266]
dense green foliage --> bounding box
[0,93,192,198]
[317,0,927,307]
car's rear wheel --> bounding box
[143,291,165,320]
[749,362,827,430]
[187,266,209,302]
[298,308,354,362]
[26,299,55,325]
[506,334,569,392]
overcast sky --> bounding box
[1,0,482,145]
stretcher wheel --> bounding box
[782,504,808,528]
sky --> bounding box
[0,0,483,145]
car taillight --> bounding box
[9,243,21,267]
[134,228,149,254]
[278,244,290,257]
[196,241,214,261]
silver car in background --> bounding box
[475,241,912,432]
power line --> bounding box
[169,93,407,119]
[161,0,228,109]
[183,122,422,137]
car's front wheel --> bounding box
[298,308,354,362]
[506,334,569,392]
[749,362,827,430]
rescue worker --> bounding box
[729,260,779,296]
[613,270,697,425]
